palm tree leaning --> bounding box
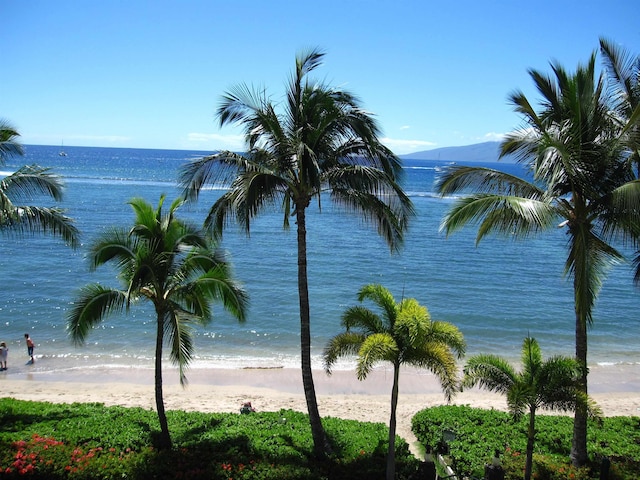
[179,48,414,457]
[462,336,593,480]
[436,52,640,466]
[67,196,248,450]
[0,119,78,246]
[324,284,465,480]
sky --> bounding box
[2,1,638,155]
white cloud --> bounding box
[187,132,245,151]
[380,137,437,155]
[482,132,506,142]
[399,125,411,130]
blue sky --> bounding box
[2,1,638,155]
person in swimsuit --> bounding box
[24,334,34,363]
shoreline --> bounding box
[2,364,639,456]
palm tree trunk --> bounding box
[525,407,536,480]
[296,207,330,458]
[571,306,589,467]
[155,313,172,450]
[386,363,400,480]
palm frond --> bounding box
[1,165,66,201]
[323,331,366,374]
[356,333,397,380]
[191,267,248,322]
[341,305,385,334]
[357,284,398,325]
[436,165,541,198]
[0,119,25,163]
[441,193,556,243]
[66,285,127,345]
[566,228,624,326]
[462,354,516,393]
[164,310,196,386]
[0,205,79,247]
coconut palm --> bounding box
[462,336,593,480]
[0,119,78,246]
[179,48,414,457]
[324,284,465,480]
[67,195,248,450]
[436,52,640,466]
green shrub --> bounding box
[0,398,420,479]
[412,405,640,480]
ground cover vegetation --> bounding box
[0,398,419,480]
[412,405,640,480]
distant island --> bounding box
[400,141,517,163]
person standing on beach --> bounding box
[0,342,7,370]
[24,334,34,363]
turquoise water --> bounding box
[0,145,638,375]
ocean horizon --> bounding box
[1,144,638,379]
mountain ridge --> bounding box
[400,141,517,163]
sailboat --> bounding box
[59,141,67,157]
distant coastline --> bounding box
[400,140,517,163]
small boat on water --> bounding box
[59,141,67,157]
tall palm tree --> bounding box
[324,284,465,480]
[179,48,414,457]
[436,52,640,466]
[0,119,78,246]
[462,336,592,480]
[67,196,248,450]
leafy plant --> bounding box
[412,405,640,479]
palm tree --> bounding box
[435,52,640,466]
[67,196,248,450]
[0,119,78,246]
[599,38,640,283]
[462,336,592,480]
[324,284,465,480]
[179,48,414,457]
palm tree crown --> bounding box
[0,119,78,246]
[436,51,640,466]
[179,48,414,457]
[324,284,465,480]
[67,196,248,449]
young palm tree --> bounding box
[179,48,414,457]
[436,52,640,466]
[0,119,78,246]
[67,196,248,450]
[324,284,465,480]
[462,337,592,480]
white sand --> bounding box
[1,364,639,456]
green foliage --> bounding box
[0,399,419,479]
[412,405,640,479]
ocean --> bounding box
[0,145,638,377]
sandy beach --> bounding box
[2,363,640,456]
